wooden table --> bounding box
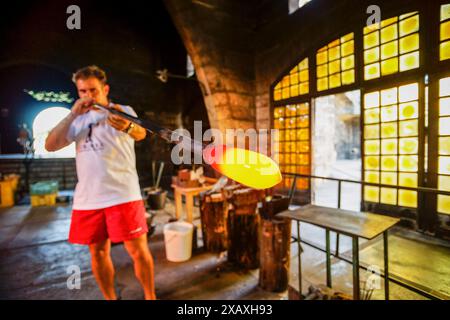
[171,179,216,223]
[278,204,400,300]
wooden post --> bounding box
[259,217,291,292]
[200,192,229,253]
[227,188,260,269]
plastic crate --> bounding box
[30,181,58,195]
[0,180,14,208]
[31,193,57,207]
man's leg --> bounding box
[124,233,156,300]
[89,239,117,300]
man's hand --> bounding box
[107,104,131,132]
[71,97,95,116]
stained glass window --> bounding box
[364,12,420,80]
[274,58,309,101]
[316,33,355,92]
[363,83,420,208]
[440,4,450,61]
[273,103,310,189]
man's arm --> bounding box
[45,97,94,151]
[107,105,146,141]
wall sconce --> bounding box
[156,69,209,96]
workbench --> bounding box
[278,204,400,300]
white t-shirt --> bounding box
[67,104,142,210]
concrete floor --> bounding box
[0,199,449,300]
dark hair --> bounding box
[72,65,107,85]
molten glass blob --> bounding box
[203,145,282,190]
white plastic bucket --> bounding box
[163,221,194,262]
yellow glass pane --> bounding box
[438,195,450,214]
[364,47,379,64]
[317,65,328,78]
[381,105,398,122]
[298,103,309,115]
[439,117,450,135]
[381,41,398,59]
[440,77,450,97]
[282,88,290,99]
[365,108,380,124]
[274,107,285,118]
[364,186,379,202]
[381,87,398,106]
[399,190,417,207]
[381,17,398,28]
[299,82,309,95]
[296,178,309,190]
[329,74,341,89]
[399,138,418,154]
[290,66,298,74]
[342,70,355,85]
[341,41,354,56]
[381,25,398,44]
[381,123,397,138]
[364,32,379,49]
[399,120,418,137]
[399,15,419,37]
[439,156,450,175]
[299,58,308,70]
[364,22,380,34]
[365,124,380,139]
[400,12,417,20]
[317,78,328,92]
[365,156,380,170]
[364,92,380,109]
[365,140,380,155]
[441,41,450,61]
[297,141,309,153]
[274,90,282,101]
[399,155,418,172]
[317,51,328,65]
[329,46,340,61]
[329,60,341,74]
[328,39,340,48]
[440,97,450,116]
[290,73,299,85]
[400,51,419,71]
[298,154,309,165]
[299,70,309,82]
[439,137,450,155]
[365,63,380,80]
[381,156,397,171]
[400,34,419,54]
[399,173,418,187]
[298,129,309,141]
[382,139,397,155]
[341,33,354,42]
[282,76,290,87]
[290,86,299,97]
[441,4,450,22]
[399,83,419,102]
[297,116,309,128]
[365,171,379,183]
[399,102,418,120]
[381,57,399,76]
[381,172,397,185]
[341,55,354,71]
[438,175,450,192]
[381,187,397,205]
[441,21,450,41]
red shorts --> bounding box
[69,200,148,245]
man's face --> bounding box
[75,77,109,105]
